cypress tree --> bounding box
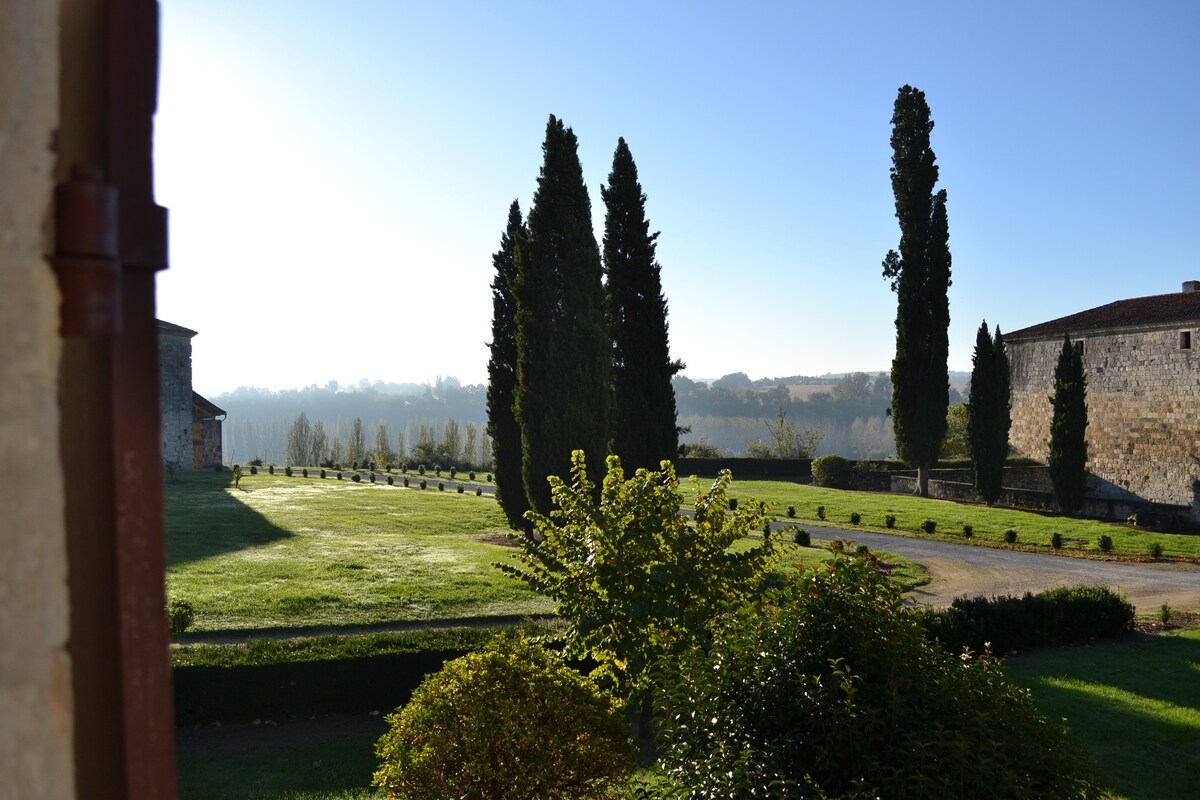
[602,137,681,471]
[1048,336,1088,513]
[968,321,1010,503]
[882,85,951,496]
[486,201,529,530]
[515,115,611,515]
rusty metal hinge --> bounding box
[52,165,121,336]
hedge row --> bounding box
[918,584,1135,655]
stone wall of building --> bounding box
[160,328,195,470]
[0,0,77,794]
[195,416,223,469]
[1008,326,1200,517]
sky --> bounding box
[154,1,1200,397]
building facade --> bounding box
[1006,282,1200,522]
[158,320,225,470]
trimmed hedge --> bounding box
[918,584,1134,655]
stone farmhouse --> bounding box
[158,320,225,470]
[1005,281,1200,523]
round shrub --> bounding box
[320,469,326,479]
[657,553,1100,799]
[418,465,426,476]
[1098,534,1113,552]
[921,519,937,534]
[487,473,493,483]
[352,473,361,483]
[794,528,811,548]
[456,483,464,494]
[1051,532,1064,549]
[419,479,427,490]
[435,465,442,477]
[810,454,853,488]
[786,505,796,518]
[268,465,275,475]
[469,471,476,481]
[373,637,634,799]
[403,477,410,488]
[885,514,896,529]
[370,473,376,483]
[816,505,826,521]
[166,599,194,635]
[729,497,738,511]
[337,471,343,480]
[962,524,973,538]
[475,486,483,496]
[438,481,445,492]
[302,468,308,478]
[387,475,394,485]
[1005,528,1018,544]
[1148,541,1164,559]
[285,466,293,477]
[450,467,457,479]
[249,465,258,475]
[849,512,861,525]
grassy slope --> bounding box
[166,471,553,631]
[722,477,1200,558]
[1005,628,1200,800]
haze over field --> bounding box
[155,1,1199,396]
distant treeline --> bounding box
[216,372,965,465]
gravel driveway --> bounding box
[802,524,1200,612]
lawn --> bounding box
[166,470,554,632]
[1005,627,1200,800]
[720,477,1200,559]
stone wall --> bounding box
[159,328,195,470]
[1008,326,1200,519]
[0,0,77,794]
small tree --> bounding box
[348,417,367,466]
[374,422,394,469]
[745,408,822,459]
[969,321,1012,503]
[285,412,312,468]
[942,402,970,460]
[1049,336,1088,513]
[496,451,784,734]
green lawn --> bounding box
[166,470,553,632]
[720,477,1200,559]
[1005,627,1200,800]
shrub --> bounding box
[213,463,223,472]
[762,522,771,539]
[962,524,973,538]
[794,528,811,547]
[849,512,861,525]
[810,454,853,488]
[919,584,1134,655]
[302,468,308,478]
[1051,532,1063,549]
[387,476,394,486]
[475,487,483,496]
[418,465,426,476]
[921,519,937,534]
[373,636,634,799]
[659,553,1101,799]
[249,465,258,475]
[816,505,825,521]
[729,497,738,511]
[885,514,896,529]
[268,465,275,475]
[1148,541,1164,559]
[438,482,445,492]
[1005,529,1018,544]
[450,467,457,479]
[487,473,493,483]
[786,505,796,518]
[249,457,264,467]
[419,479,427,490]
[403,477,410,488]
[1098,534,1113,552]
[1160,603,1172,625]
[469,471,476,481]
[352,473,362,483]
[166,599,194,635]
[435,465,442,477]
[370,473,376,483]
[457,484,464,494]
[285,466,294,477]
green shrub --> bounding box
[1098,534,1113,552]
[469,470,476,480]
[919,584,1134,655]
[336,471,343,480]
[729,497,738,511]
[962,524,973,538]
[369,472,376,483]
[438,482,445,492]
[387,476,394,485]
[1051,532,1063,549]
[885,514,896,529]
[418,464,426,476]
[249,457,263,467]
[810,454,852,488]
[268,465,275,475]
[249,465,258,475]
[1148,541,1164,559]
[1160,603,1172,625]
[457,484,464,494]
[419,479,427,490]
[475,487,483,496]
[435,465,442,477]
[449,467,457,479]
[401,464,408,475]
[301,468,308,478]
[816,505,825,521]
[786,505,795,518]
[1005,529,1018,544]
[373,636,634,799]
[487,473,493,483]
[849,512,861,525]
[794,528,811,547]
[320,469,326,479]
[167,599,194,635]
[352,473,361,483]
[921,519,937,534]
[403,477,410,488]
[658,553,1100,799]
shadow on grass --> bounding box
[1007,633,1200,800]
[166,470,294,567]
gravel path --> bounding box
[801,523,1200,611]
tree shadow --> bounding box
[165,470,294,567]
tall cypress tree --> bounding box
[1048,336,1088,513]
[515,115,611,515]
[485,201,529,530]
[882,85,951,496]
[968,320,1010,503]
[602,137,681,472]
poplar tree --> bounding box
[515,115,611,516]
[310,419,328,466]
[882,85,951,496]
[375,423,394,468]
[348,417,367,466]
[1048,337,1088,513]
[486,201,530,529]
[286,412,312,467]
[602,137,681,471]
[968,321,1011,503]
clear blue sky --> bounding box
[154,0,1199,396]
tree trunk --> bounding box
[916,464,930,496]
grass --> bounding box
[719,477,1200,559]
[1005,627,1200,800]
[166,470,553,632]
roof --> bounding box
[1007,288,1200,340]
[192,391,226,418]
[157,319,198,338]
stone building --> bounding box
[1005,282,1200,523]
[158,320,225,470]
